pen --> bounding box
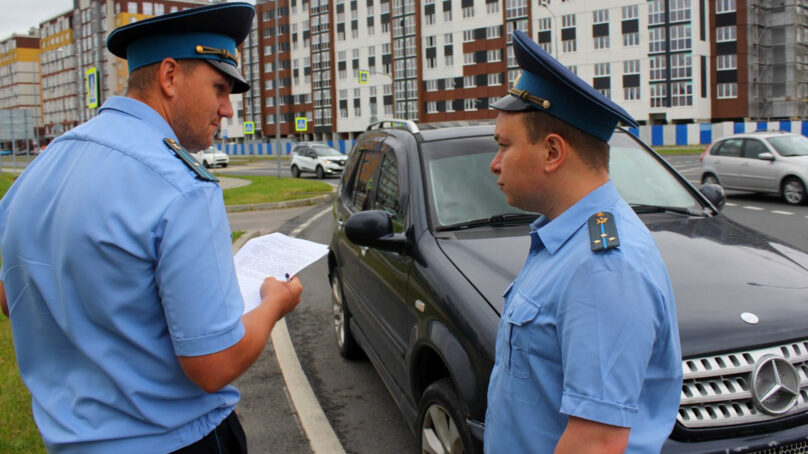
[285,273,290,282]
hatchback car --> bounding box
[191,146,229,168]
[329,120,808,454]
[290,143,347,178]
[700,131,808,205]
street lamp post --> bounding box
[540,3,559,59]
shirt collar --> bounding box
[99,96,178,141]
[532,180,621,254]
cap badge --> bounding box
[508,72,551,110]
[195,45,238,65]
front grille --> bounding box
[749,440,808,454]
[678,340,808,429]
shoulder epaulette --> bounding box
[163,138,219,183]
[588,211,620,252]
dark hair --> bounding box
[521,110,610,171]
[125,59,201,94]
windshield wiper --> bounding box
[436,213,538,231]
[630,204,701,216]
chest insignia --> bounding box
[588,211,620,252]
[163,138,218,183]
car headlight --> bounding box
[323,160,332,165]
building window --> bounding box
[624,86,640,100]
[594,36,610,49]
[462,5,474,18]
[649,27,666,53]
[717,82,737,98]
[716,0,736,13]
[593,9,608,24]
[486,25,501,39]
[487,49,502,62]
[463,30,474,42]
[488,72,502,85]
[650,83,667,107]
[624,59,640,75]
[426,79,438,91]
[671,81,693,106]
[486,1,499,14]
[562,13,575,28]
[669,0,691,22]
[505,0,528,19]
[567,65,577,75]
[716,26,736,42]
[464,98,477,111]
[649,0,665,25]
[427,101,437,113]
[595,62,610,76]
[670,24,692,51]
[562,39,577,53]
[650,55,667,81]
[464,75,476,88]
[622,5,638,19]
[670,53,692,79]
[623,32,639,46]
[445,54,454,65]
[445,33,453,44]
[716,54,737,70]
[464,52,474,65]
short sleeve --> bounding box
[155,184,245,357]
[557,256,663,427]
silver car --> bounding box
[700,131,808,205]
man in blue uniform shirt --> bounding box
[0,4,303,453]
[484,31,682,453]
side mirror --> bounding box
[345,210,408,253]
[699,184,726,212]
[757,152,775,161]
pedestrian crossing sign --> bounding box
[359,71,369,84]
[243,121,255,135]
[295,117,308,131]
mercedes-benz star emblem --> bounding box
[751,355,800,416]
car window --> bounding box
[608,132,701,209]
[712,138,742,157]
[349,151,384,211]
[742,139,768,158]
[766,135,808,157]
[312,145,342,157]
[373,152,405,232]
[423,136,528,227]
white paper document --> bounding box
[234,232,329,314]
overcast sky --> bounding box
[0,0,255,40]
[0,0,74,38]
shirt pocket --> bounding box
[503,293,541,380]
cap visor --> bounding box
[491,95,536,112]
[206,60,250,93]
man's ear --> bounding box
[157,58,181,98]
[543,133,568,173]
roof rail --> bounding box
[366,119,420,133]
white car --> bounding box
[289,143,347,178]
[699,131,808,205]
[191,146,229,169]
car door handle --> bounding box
[361,246,368,256]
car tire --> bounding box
[222,163,228,168]
[316,165,325,179]
[418,378,478,454]
[291,165,301,178]
[331,273,362,359]
[782,177,807,205]
[702,173,720,186]
[202,160,210,169]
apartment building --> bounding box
[711,0,808,121]
[40,12,79,139]
[0,34,41,130]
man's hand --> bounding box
[554,416,630,454]
[259,276,302,320]
[1,281,8,317]
[178,276,304,392]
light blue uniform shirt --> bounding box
[0,97,245,454]
[484,181,682,453]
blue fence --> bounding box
[217,121,808,153]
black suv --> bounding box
[328,120,808,453]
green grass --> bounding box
[0,173,45,452]
[654,145,707,155]
[232,230,245,243]
[219,174,332,206]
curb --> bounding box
[225,192,335,213]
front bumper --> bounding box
[662,422,808,453]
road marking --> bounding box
[677,166,702,173]
[771,210,794,215]
[271,206,346,454]
[743,206,764,211]
[725,202,738,207]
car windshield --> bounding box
[422,130,702,229]
[311,145,342,157]
[766,135,808,157]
